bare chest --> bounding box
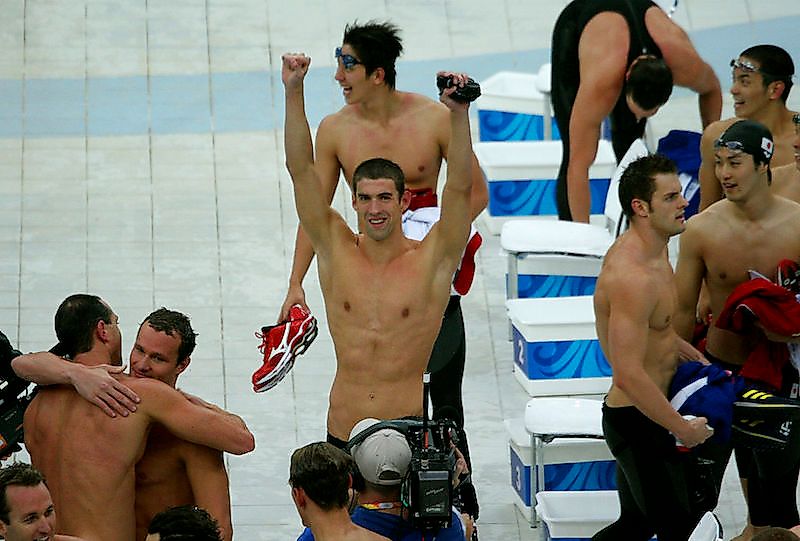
[338,124,443,190]
[705,228,800,290]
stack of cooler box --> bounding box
[475,69,616,235]
[477,70,640,536]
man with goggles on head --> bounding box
[551,0,721,223]
[676,119,800,539]
[276,21,487,530]
[699,45,797,211]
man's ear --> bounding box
[400,189,412,212]
[176,356,191,376]
[371,66,386,86]
[291,487,306,508]
[631,199,649,218]
[96,320,110,344]
[768,80,786,101]
[0,519,8,538]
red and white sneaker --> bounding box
[253,304,318,393]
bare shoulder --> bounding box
[702,118,736,142]
[600,240,656,294]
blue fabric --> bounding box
[668,361,745,442]
[657,130,702,218]
[297,506,465,541]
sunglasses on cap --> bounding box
[335,47,362,71]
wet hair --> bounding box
[0,463,46,524]
[147,505,222,541]
[740,44,795,103]
[626,56,674,111]
[618,154,678,219]
[54,294,113,359]
[343,20,403,89]
[289,442,353,511]
[352,158,405,197]
[751,527,800,541]
[140,308,197,364]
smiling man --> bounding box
[676,120,800,537]
[0,463,85,541]
[698,45,796,210]
[281,53,475,448]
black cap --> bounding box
[714,119,774,164]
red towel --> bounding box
[716,277,800,390]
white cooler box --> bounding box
[476,71,559,142]
[505,418,615,517]
[506,296,611,396]
[475,140,616,234]
[535,491,619,540]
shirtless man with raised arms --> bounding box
[281,52,474,443]
[21,294,254,541]
[593,154,712,540]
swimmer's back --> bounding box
[24,376,153,541]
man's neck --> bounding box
[356,87,402,125]
[730,187,777,222]
[748,104,792,134]
[357,487,403,516]
[357,232,413,265]
[72,349,113,367]
[628,222,671,260]
[307,507,361,539]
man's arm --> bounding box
[566,27,628,223]
[606,273,711,447]
[184,445,233,541]
[278,115,344,321]
[282,53,337,255]
[139,382,255,455]
[11,352,139,417]
[698,121,728,211]
[439,110,488,221]
[674,220,708,341]
[433,73,476,267]
[651,12,722,129]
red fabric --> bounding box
[407,188,438,211]
[716,277,800,389]
[452,231,482,296]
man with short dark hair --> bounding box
[20,294,255,541]
[0,462,84,541]
[277,23,486,501]
[13,306,236,541]
[291,441,388,541]
[281,53,475,447]
[131,308,234,541]
[676,120,800,538]
[551,0,721,223]
[699,45,797,210]
[593,154,711,540]
[145,505,223,541]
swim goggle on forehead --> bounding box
[730,58,794,81]
[793,113,800,126]
[335,47,362,70]
[713,139,746,153]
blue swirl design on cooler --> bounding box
[478,110,561,141]
[516,274,597,298]
[544,461,617,491]
[528,340,611,379]
[488,179,610,216]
